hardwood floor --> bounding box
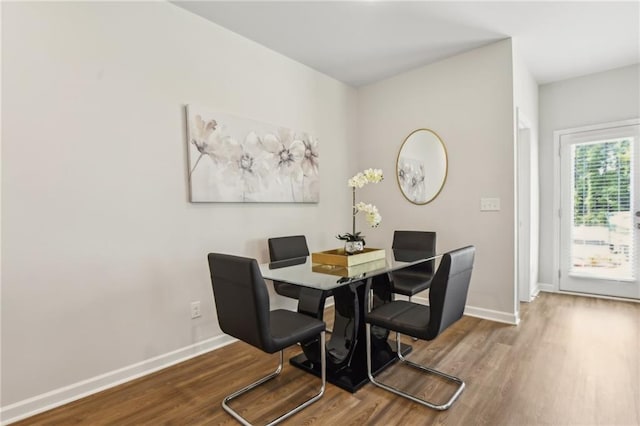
[14,293,640,425]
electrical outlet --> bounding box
[480,197,501,211]
[190,301,201,319]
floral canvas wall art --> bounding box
[186,105,319,203]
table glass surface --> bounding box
[259,249,440,291]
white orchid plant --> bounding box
[337,168,383,244]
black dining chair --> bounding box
[268,235,334,333]
[267,235,310,299]
[207,253,326,425]
[389,230,437,301]
[365,245,475,411]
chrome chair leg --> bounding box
[367,324,464,411]
[396,331,409,362]
[223,331,326,426]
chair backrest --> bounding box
[392,230,437,274]
[268,235,309,298]
[207,253,271,351]
[268,235,310,261]
[426,246,475,339]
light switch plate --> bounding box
[480,197,501,211]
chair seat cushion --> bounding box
[268,310,326,353]
[365,301,431,340]
[390,270,434,296]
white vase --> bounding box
[345,241,364,254]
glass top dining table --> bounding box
[258,248,440,393]
[259,249,440,291]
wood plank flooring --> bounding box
[13,293,640,425]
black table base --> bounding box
[294,276,411,393]
[290,341,412,393]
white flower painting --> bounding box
[186,105,319,203]
[397,156,426,204]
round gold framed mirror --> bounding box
[396,129,448,205]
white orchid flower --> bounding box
[341,168,384,247]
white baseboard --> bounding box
[538,282,555,293]
[531,282,541,298]
[411,296,519,325]
[463,305,520,325]
[0,335,236,425]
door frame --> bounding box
[516,110,536,302]
[552,118,640,294]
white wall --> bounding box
[1,1,356,416]
[356,39,517,319]
[538,64,640,285]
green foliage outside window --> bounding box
[573,139,631,226]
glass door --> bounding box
[559,122,640,299]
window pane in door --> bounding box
[571,138,634,280]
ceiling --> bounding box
[174,1,640,87]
